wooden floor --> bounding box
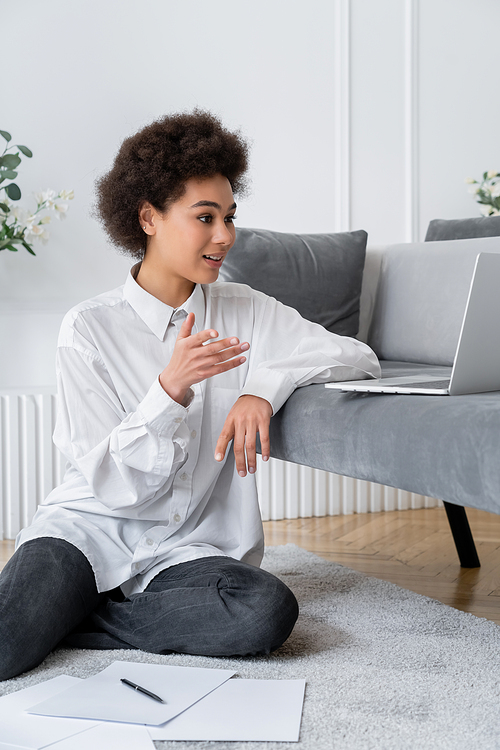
[0,540,15,575]
[263,506,500,626]
[2,506,500,625]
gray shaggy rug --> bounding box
[1,544,500,750]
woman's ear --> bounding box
[138,202,156,235]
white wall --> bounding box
[2,0,500,387]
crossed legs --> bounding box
[0,538,298,681]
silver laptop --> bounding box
[326,252,500,396]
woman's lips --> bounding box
[203,255,224,268]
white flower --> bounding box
[487,170,499,179]
[468,185,481,195]
[465,177,476,184]
[490,208,500,216]
[479,204,494,217]
[490,182,500,198]
[26,223,45,236]
[54,203,68,219]
[2,187,72,249]
[34,189,57,207]
[24,222,49,243]
[11,206,29,225]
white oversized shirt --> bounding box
[17,265,381,595]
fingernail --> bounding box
[263,455,269,462]
[230,338,238,345]
[215,453,223,461]
[249,467,255,474]
[240,357,246,363]
[239,470,246,477]
[240,343,249,351]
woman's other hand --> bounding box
[215,395,272,477]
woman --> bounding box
[0,111,380,680]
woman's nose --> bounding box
[212,220,234,245]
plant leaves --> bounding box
[0,238,21,250]
[17,145,33,158]
[22,241,36,255]
[0,130,12,142]
[2,170,17,179]
[5,183,21,200]
[0,202,9,213]
[0,236,23,245]
[1,154,21,169]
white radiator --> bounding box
[0,390,439,539]
[0,390,66,539]
[256,457,440,521]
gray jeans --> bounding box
[0,538,298,681]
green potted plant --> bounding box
[465,170,500,217]
[0,129,73,255]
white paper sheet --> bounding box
[27,661,235,726]
[45,723,154,750]
[149,678,306,742]
[0,676,99,750]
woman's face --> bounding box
[139,174,237,302]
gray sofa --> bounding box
[221,217,500,568]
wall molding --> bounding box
[334,0,351,232]
[404,0,420,242]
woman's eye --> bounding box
[199,215,213,223]
[225,215,237,223]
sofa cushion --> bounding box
[425,216,500,241]
[220,227,368,337]
[367,236,500,365]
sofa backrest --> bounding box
[425,215,500,242]
[359,236,500,365]
[221,227,368,337]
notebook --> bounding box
[325,252,500,396]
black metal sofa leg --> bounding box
[443,501,480,568]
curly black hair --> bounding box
[95,109,249,259]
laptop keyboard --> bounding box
[397,379,450,390]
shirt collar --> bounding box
[123,263,206,341]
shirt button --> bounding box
[174,417,183,424]
[191,430,197,439]
[146,538,154,546]
[180,472,188,481]
[174,513,181,523]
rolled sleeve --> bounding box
[242,294,381,410]
[240,368,296,415]
[137,377,189,431]
[54,347,191,513]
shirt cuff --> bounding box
[136,376,189,433]
[240,369,296,416]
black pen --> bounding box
[120,678,165,703]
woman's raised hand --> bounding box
[159,312,249,405]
